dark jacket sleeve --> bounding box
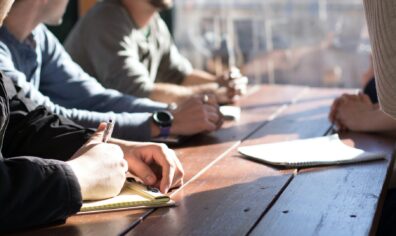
[0,76,93,232]
[0,156,82,232]
[3,87,93,160]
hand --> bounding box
[115,141,184,193]
[68,123,128,200]
[170,95,223,136]
[329,93,376,132]
[216,67,248,103]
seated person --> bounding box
[0,1,183,232]
[65,0,248,104]
[0,0,223,142]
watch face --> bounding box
[153,111,174,127]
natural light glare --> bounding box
[173,0,370,88]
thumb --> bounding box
[88,122,107,144]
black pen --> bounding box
[102,119,114,143]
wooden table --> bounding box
[17,85,396,236]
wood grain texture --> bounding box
[240,87,353,146]
[172,85,308,184]
[14,85,305,236]
[250,133,395,236]
[15,85,393,236]
[129,155,293,236]
[126,87,346,235]
[11,210,147,236]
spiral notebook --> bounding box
[79,177,175,214]
[238,134,385,168]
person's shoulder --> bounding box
[153,13,171,35]
[83,0,130,26]
[33,24,62,48]
[33,24,56,41]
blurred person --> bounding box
[0,0,223,142]
[65,0,248,104]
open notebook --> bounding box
[79,177,175,214]
[238,134,385,168]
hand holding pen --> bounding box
[68,121,128,200]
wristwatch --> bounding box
[152,110,174,138]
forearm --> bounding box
[149,83,193,103]
[4,96,93,160]
[0,157,82,232]
[149,82,219,104]
[367,109,396,132]
[182,70,217,86]
[59,109,155,141]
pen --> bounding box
[102,119,114,143]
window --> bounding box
[173,0,370,88]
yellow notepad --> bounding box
[79,177,175,214]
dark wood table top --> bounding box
[16,85,396,236]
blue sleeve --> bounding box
[0,27,167,141]
[39,25,166,113]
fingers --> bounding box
[329,97,341,123]
[224,77,248,100]
[358,92,373,105]
[196,96,223,131]
[205,94,218,106]
[125,143,184,194]
[136,144,184,193]
[334,112,348,132]
[87,122,107,144]
[128,157,158,186]
[217,67,248,100]
[154,146,184,193]
[203,104,223,131]
[329,95,349,131]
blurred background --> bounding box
[173,0,370,88]
[53,0,371,89]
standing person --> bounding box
[0,0,223,142]
[65,0,248,104]
[0,0,184,233]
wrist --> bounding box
[151,110,174,138]
[67,160,88,200]
[150,120,161,137]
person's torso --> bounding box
[66,0,172,83]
